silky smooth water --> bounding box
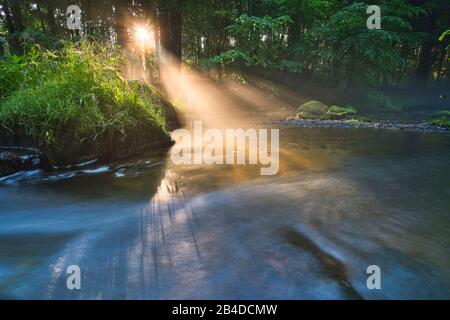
[0,128,449,299]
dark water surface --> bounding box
[0,128,449,299]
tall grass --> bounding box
[0,41,168,152]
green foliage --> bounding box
[198,0,445,89]
[309,2,410,84]
[430,118,450,127]
[0,0,448,121]
[325,105,357,119]
[430,110,450,127]
[209,49,253,68]
[0,41,168,150]
[0,54,28,98]
[10,29,59,52]
[208,14,303,73]
[439,29,450,49]
[439,30,450,41]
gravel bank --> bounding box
[264,119,449,133]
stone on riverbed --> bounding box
[296,101,329,119]
[295,101,358,120]
[0,152,25,177]
[0,149,43,178]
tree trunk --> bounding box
[9,0,24,32]
[288,14,302,52]
[83,0,92,22]
[414,40,435,87]
[435,45,447,83]
[36,2,46,33]
[46,1,57,35]
[1,1,15,35]
[159,10,182,63]
[158,1,182,69]
[409,0,438,87]
[83,0,93,35]
[115,0,130,49]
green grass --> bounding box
[0,41,175,163]
[430,110,450,127]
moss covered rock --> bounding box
[324,105,357,119]
[294,101,358,120]
[296,100,328,119]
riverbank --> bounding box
[264,118,450,133]
[262,99,450,133]
[0,42,181,178]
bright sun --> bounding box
[134,26,154,49]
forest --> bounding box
[1,1,449,85]
[1,1,450,301]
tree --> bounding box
[45,0,58,35]
[408,0,450,87]
[114,0,131,48]
[1,1,16,35]
[158,0,183,66]
[309,2,412,88]
[9,0,24,32]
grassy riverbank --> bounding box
[0,42,180,165]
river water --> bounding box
[0,127,449,299]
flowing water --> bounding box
[0,127,449,299]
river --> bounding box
[0,127,449,299]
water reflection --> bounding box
[0,128,449,299]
